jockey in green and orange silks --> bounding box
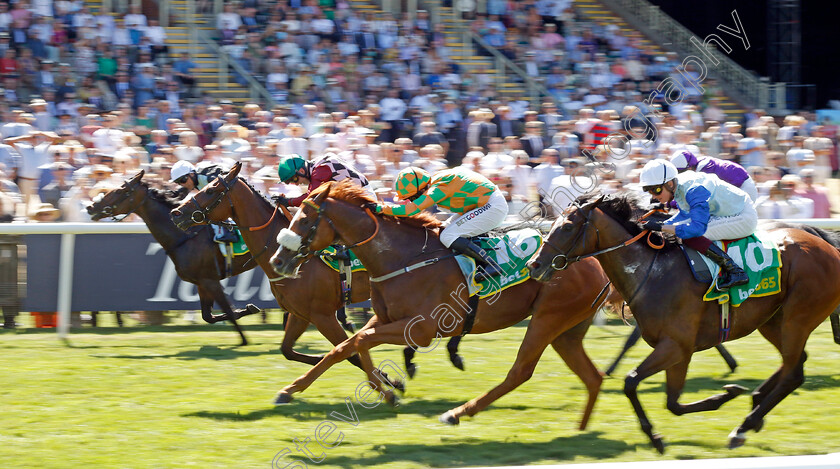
[374,167,509,277]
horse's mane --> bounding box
[144,181,189,208]
[313,181,443,229]
[577,191,679,249]
[237,176,274,207]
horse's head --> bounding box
[87,170,145,221]
[170,162,241,231]
[270,184,336,277]
[528,194,605,282]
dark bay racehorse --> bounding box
[269,180,611,429]
[527,192,840,451]
[87,171,257,345]
[168,163,402,389]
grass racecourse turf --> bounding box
[1,315,839,468]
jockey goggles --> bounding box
[643,184,664,196]
[174,175,190,185]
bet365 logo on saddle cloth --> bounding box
[703,233,782,307]
[474,229,543,299]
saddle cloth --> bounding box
[685,232,783,307]
[459,228,543,299]
[215,227,250,256]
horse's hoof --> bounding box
[651,434,665,454]
[406,363,417,379]
[385,392,400,408]
[439,410,460,425]
[273,392,293,405]
[754,418,765,433]
[728,429,747,449]
[342,322,356,333]
[723,384,749,396]
[450,355,465,371]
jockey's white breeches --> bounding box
[704,203,758,241]
[439,190,509,247]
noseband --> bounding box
[181,176,235,224]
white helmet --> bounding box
[170,160,196,182]
[639,159,678,188]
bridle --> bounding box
[291,197,379,262]
[541,201,661,271]
[91,180,145,221]
[180,176,235,225]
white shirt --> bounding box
[144,25,167,45]
[92,127,126,154]
[379,97,406,121]
[217,12,242,30]
[124,13,147,29]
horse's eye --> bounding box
[562,224,573,231]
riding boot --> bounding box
[449,237,502,278]
[704,244,748,290]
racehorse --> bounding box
[269,180,611,429]
[168,163,402,389]
[527,191,840,451]
[87,170,257,345]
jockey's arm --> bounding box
[287,165,332,207]
[666,185,711,239]
[380,185,447,216]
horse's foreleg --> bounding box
[714,344,738,373]
[624,337,685,454]
[276,315,413,404]
[447,336,465,371]
[550,318,602,431]
[664,359,747,417]
[280,313,322,365]
[199,282,248,346]
[605,324,641,376]
[441,315,558,425]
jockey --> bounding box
[170,160,238,243]
[640,159,756,290]
[669,150,758,202]
[274,153,374,206]
[374,167,509,277]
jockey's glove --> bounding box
[272,194,290,207]
[642,220,663,232]
[362,202,382,213]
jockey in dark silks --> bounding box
[170,160,238,243]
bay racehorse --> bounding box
[168,163,403,389]
[87,170,257,345]
[527,192,840,451]
[269,180,611,429]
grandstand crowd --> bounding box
[0,0,836,222]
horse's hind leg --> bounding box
[447,336,465,371]
[550,318,602,431]
[199,282,248,346]
[664,359,747,417]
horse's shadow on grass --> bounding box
[92,345,285,360]
[182,398,563,423]
[317,432,636,467]
[600,373,840,394]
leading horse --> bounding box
[527,192,840,451]
[87,170,257,345]
[270,180,611,429]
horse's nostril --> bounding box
[530,261,541,270]
[172,210,181,217]
[274,258,283,267]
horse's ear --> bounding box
[583,193,605,210]
[227,161,242,180]
[129,170,144,183]
[313,184,331,204]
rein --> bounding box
[301,198,380,251]
[93,181,146,221]
[547,208,665,271]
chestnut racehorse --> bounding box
[87,170,257,345]
[270,180,610,429]
[527,192,840,451]
[169,164,406,388]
